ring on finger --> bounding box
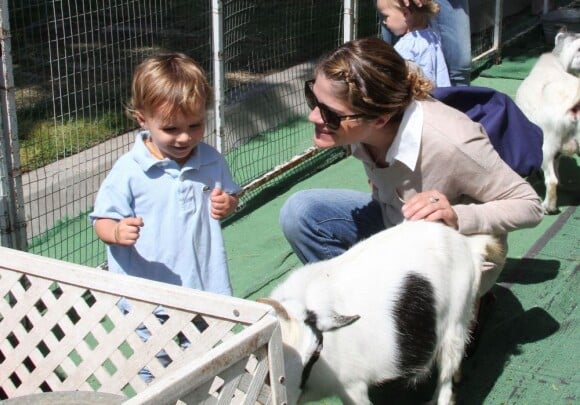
[429,195,440,204]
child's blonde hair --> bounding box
[126,52,212,122]
[393,0,440,28]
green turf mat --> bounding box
[459,205,579,404]
[475,27,546,81]
[226,154,368,299]
[477,53,541,81]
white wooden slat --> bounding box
[0,267,22,301]
[216,359,246,405]
[0,248,287,404]
[0,271,54,337]
[127,368,150,394]
[54,354,81,390]
[227,371,271,405]
[9,280,82,354]
[124,316,277,405]
[100,310,190,392]
[0,247,270,324]
[179,377,219,405]
[176,318,237,359]
[19,289,115,392]
[266,322,287,404]
[61,299,159,393]
[242,348,270,405]
[19,327,63,389]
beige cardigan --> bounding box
[353,97,543,236]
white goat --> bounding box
[261,220,503,405]
[515,29,580,213]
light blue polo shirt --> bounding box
[89,131,241,296]
[395,28,451,87]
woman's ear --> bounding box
[370,114,392,129]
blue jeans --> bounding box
[381,0,471,86]
[279,189,386,264]
[280,189,504,296]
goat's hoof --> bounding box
[542,204,560,215]
[453,369,462,384]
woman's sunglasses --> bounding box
[304,79,373,130]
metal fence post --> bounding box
[343,0,354,43]
[212,0,225,154]
[493,0,504,59]
[0,0,27,250]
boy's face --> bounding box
[136,105,205,164]
[377,0,408,36]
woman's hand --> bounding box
[210,187,239,219]
[401,190,458,229]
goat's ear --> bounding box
[314,311,360,332]
[555,31,566,47]
[257,297,290,320]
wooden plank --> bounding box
[124,316,278,405]
[0,247,270,324]
[0,270,54,337]
[216,360,245,405]
[0,249,286,403]
[266,323,287,404]
[242,348,270,405]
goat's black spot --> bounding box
[301,310,324,389]
[393,273,436,377]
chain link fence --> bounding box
[0,0,564,266]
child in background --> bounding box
[90,52,240,295]
[377,0,451,87]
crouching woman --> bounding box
[280,37,543,298]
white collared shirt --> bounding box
[385,100,422,170]
[351,100,423,170]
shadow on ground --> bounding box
[455,285,560,404]
[499,257,560,285]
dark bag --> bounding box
[433,85,543,177]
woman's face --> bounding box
[307,74,378,148]
[377,0,409,37]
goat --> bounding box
[260,220,503,405]
[515,28,580,213]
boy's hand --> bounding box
[210,187,238,219]
[115,217,144,246]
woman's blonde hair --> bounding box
[314,37,433,119]
[126,52,212,122]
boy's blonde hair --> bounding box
[126,52,212,122]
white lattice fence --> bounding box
[0,246,286,404]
